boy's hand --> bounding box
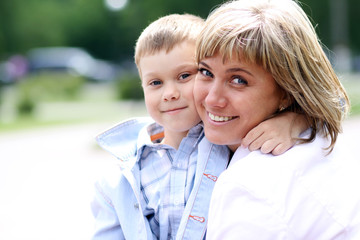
[241,112,308,156]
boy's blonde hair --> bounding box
[135,14,204,72]
[196,0,350,152]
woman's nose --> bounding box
[205,82,227,108]
[163,83,180,101]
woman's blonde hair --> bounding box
[134,14,204,71]
[196,0,350,152]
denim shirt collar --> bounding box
[96,117,154,162]
[96,118,205,171]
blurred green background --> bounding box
[0,0,359,132]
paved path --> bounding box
[0,117,359,239]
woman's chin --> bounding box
[204,130,236,146]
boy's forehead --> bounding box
[146,40,196,56]
[139,42,198,80]
[139,40,196,65]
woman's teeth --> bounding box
[209,112,234,122]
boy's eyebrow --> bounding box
[142,72,157,79]
[175,62,198,70]
[142,62,196,79]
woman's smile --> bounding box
[208,112,237,122]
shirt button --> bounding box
[134,203,139,209]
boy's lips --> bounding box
[208,112,237,122]
[162,106,187,113]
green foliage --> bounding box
[0,0,226,59]
[115,73,143,100]
[16,93,36,116]
[343,78,360,116]
[0,83,3,105]
[348,0,360,54]
[0,0,359,63]
[15,73,85,115]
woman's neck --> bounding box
[228,143,241,152]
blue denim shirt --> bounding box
[91,117,230,240]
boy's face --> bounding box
[139,41,201,134]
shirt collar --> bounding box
[135,122,204,162]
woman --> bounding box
[193,0,360,239]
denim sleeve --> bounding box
[91,182,125,240]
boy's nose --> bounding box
[163,83,180,101]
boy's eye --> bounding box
[179,73,191,80]
[199,68,213,78]
[150,80,162,86]
[231,76,248,85]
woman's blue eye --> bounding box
[232,77,248,85]
[199,68,213,78]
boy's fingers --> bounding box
[247,135,268,151]
[271,141,295,156]
[242,130,264,148]
[271,144,287,156]
[259,141,278,154]
[241,133,254,148]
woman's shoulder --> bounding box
[218,132,360,216]
[215,132,360,236]
[221,134,334,197]
[230,131,331,169]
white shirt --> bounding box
[207,131,360,240]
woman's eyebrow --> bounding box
[200,61,253,77]
[226,67,253,77]
[199,61,211,69]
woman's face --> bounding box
[194,53,285,151]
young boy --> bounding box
[91,14,307,240]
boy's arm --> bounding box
[91,182,125,240]
[241,112,308,156]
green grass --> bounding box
[0,82,148,132]
[341,73,360,116]
[0,117,79,132]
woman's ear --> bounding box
[278,92,293,112]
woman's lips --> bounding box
[208,112,237,122]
